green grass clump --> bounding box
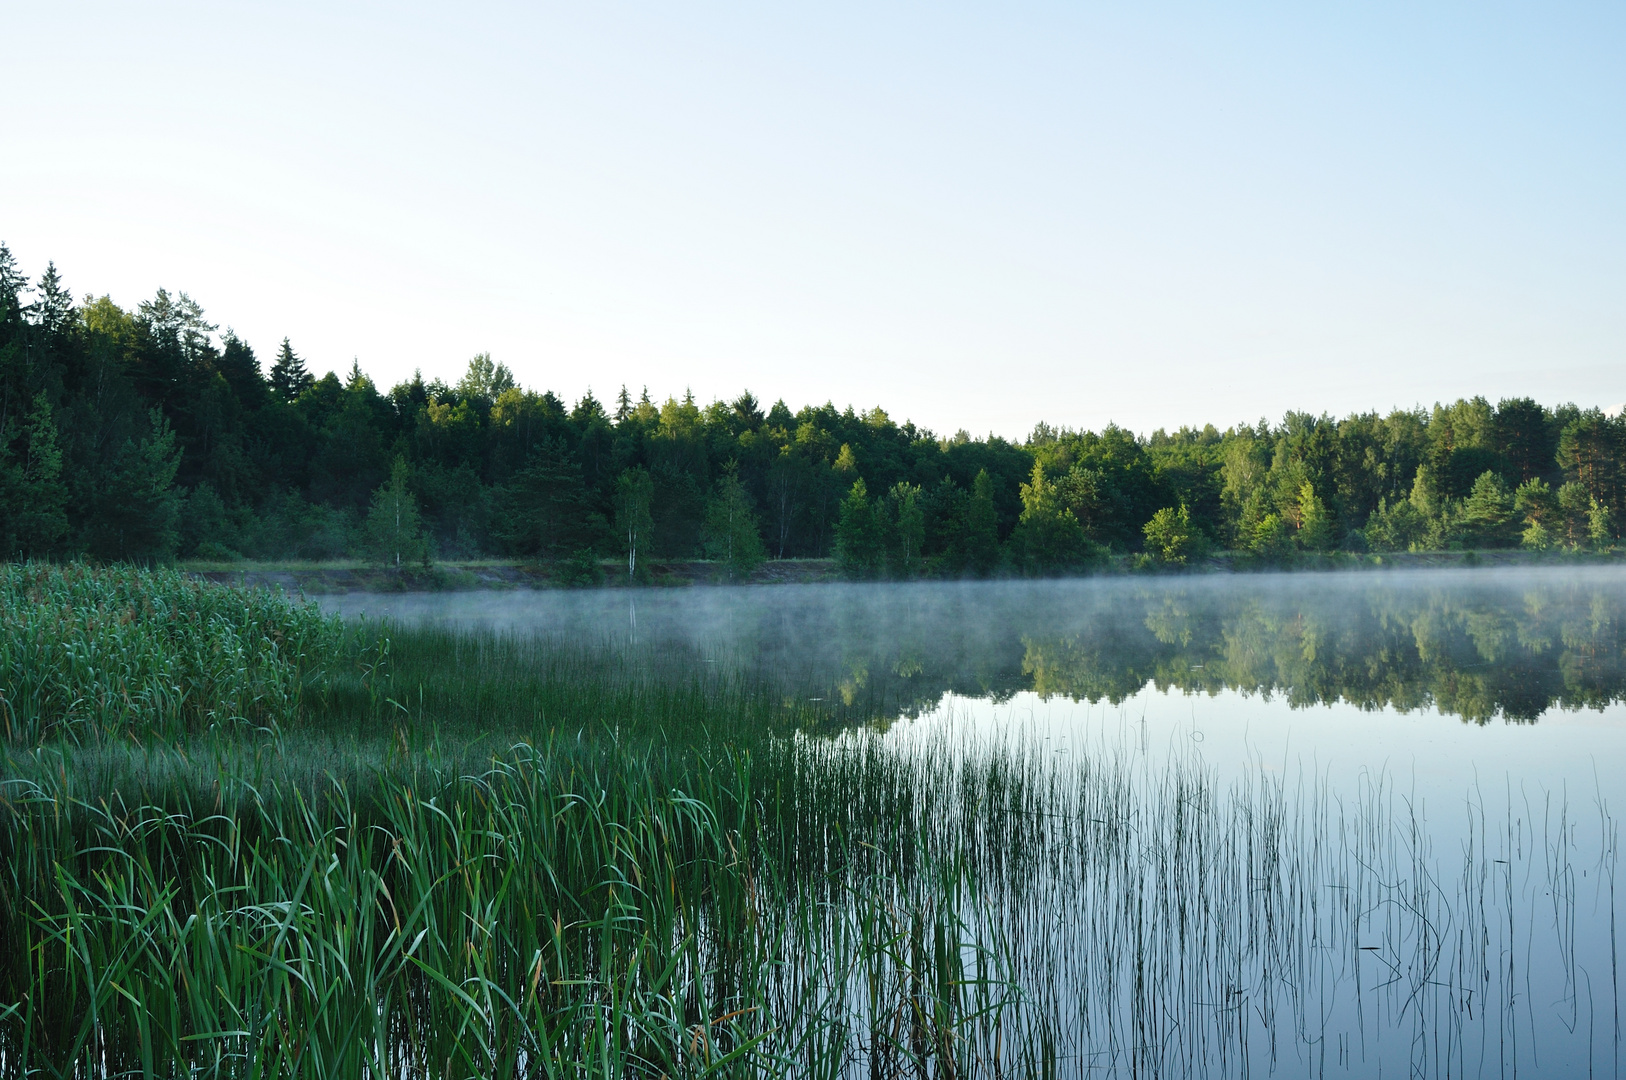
[0,735,1011,1079]
[0,564,352,745]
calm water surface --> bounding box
[324,567,1626,793]
[326,568,1626,1076]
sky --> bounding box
[3,2,1622,439]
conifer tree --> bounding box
[835,477,882,576]
[0,392,68,556]
[83,410,183,563]
[963,469,1000,576]
[1012,461,1090,573]
[33,262,75,337]
[0,243,28,317]
[269,338,313,402]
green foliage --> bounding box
[1515,478,1556,532]
[0,392,68,557]
[1011,461,1098,575]
[0,563,349,743]
[1589,497,1615,549]
[614,466,655,582]
[702,472,765,580]
[1295,482,1335,552]
[5,241,1626,572]
[179,481,238,557]
[1143,504,1201,565]
[268,336,313,402]
[1248,513,1294,562]
[1557,481,1593,547]
[890,481,925,576]
[1459,470,1516,548]
[558,546,605,585]
[1522,519,1552,551]
[835,477,885,577]
[1363,496,1428,552]
[362,456,429,568]
[961,468,1001,576]
[82,410,184,564]
[490,441,601,558]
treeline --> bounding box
[0,243,1621,577]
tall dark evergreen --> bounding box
[269,338,312,402]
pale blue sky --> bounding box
[4,2,1621,437]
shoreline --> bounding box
[183,548,1626,594]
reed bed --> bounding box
[2,727,1615,1077]
[0,564,350,744]
[0,567,1617,1076]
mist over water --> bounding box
[325,568,1626,1074]
[324,567,1626,811]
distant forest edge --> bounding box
[1,244,1622,579]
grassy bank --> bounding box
[0,565,1616,1077]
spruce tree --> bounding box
[33,262,75,337]
[269,338,312,402]
[835,477,881,576]
[963,469,1000,576]
[0,392,68,556]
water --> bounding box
[324,568,1626,1075]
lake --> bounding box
[325,568,1626,1076]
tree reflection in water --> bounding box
[327,567,1626,726]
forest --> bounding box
[1,243,1621,577]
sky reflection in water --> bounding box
[327,568,1626,1075]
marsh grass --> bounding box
[0,564,350,744]
[0,567,1618,1076]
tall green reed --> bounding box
[0,564,352,744]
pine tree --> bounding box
[1557,482,1592,547]
[1460,471,1514,547]
[269,338,312,402]
[1516,478,1557,550]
